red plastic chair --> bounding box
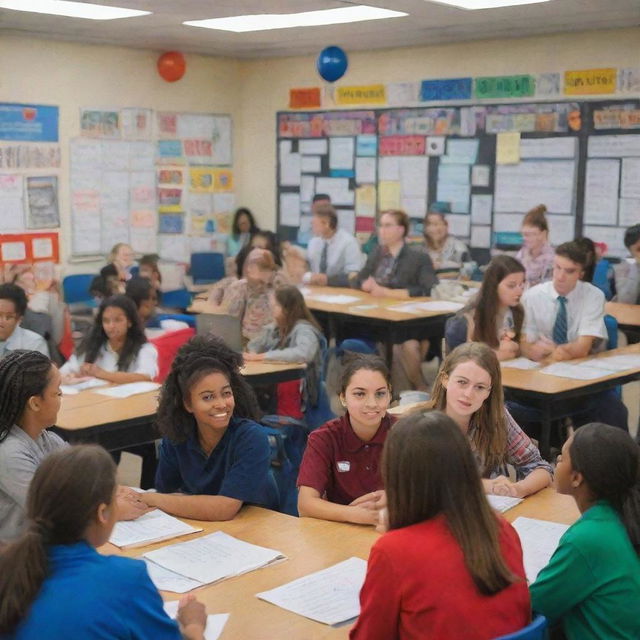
[149,327,195,382]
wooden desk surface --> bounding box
[605,301,640,328]
[501,343,640,395]
[104,489,578,639]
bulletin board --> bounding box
[70,108,234,262]
[276,98,640,258]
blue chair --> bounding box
[304,334,336,431]
[190,252,225,285]
[160,289,192,310]
[493,614,548,640]
[62,274,95,306]
[155,312,196,328]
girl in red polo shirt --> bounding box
[351,410,530,640]
[297,354,395,525]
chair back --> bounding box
[190,252,225,285]
[493,614,548,640]
[148,327,195,382]
[62,274,95,305]
[604,313,618,349]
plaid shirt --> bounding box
[469,409,553,481]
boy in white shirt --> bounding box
[0,284,49,359]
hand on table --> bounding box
[116,486,154,520]
[361,277,376,293]
[488,476,524,498]
[80,362,107,379]
[242,352,265,362]
[178,594,207,640]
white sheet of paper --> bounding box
[94,381,160,398]
[581,355,640,372]
[441,139,479,164]
[621,158,640,199]
[301,156,321,174]
[546,215,576,245]
[438,164,469,185]
[500,358,540,370]
[163,601,229,640]
[144,559,204,594]
[487,495,523,513]
[144,531,286,585]
[471,164,490,187]
[256,557,367,626]
[305,294,361,305]
[619,198,640,227]
[511,517,569,583]
[470,194,493,224]
[588,134,640,158]
[401,197,427,219]
[355,157,376,184]
[425,136,445,156]
[400,156,428,197]
[520,137,577,159]
[539,363,608,380]
[280,152,301,187]
[299,139,328,155]
[446,214,471,237]
[470,225,491,249]
[388,301,464,313]
[584,159,619,225]
[300,175,315,204]
[378,156,400,181]
[280,192,301,227]
[337,209,356,234]
[60,378,109,395]
[110,509,202,549]
[329,137,355,171]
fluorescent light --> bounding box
[184,5,407,33]
[0,0,151,20]
[427,0,551,9]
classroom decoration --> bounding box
[157,51,186,83]
[277,97,640,258]
[316,46,348,83]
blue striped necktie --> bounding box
[319,241,328,274]
[552,295,568,345]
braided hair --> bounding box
[0,350,53,443]
[156,334,260,443]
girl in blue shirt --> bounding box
[0,444,207,640]
[139,334,277,520]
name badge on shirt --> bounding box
[336,460,350,473]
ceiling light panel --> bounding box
[427,0,551,9]
[184,5,408,33]
[0,0,151,20]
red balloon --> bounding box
[157,51,186,82]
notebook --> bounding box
[196,313,243,352]
[109,509,202,549]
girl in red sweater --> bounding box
[351,410,530,640]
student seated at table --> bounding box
[244,286,324,419]
[216,248,280,345]
[89,263,125,302]
[0,445,207,640]
[615,223,640,304]
[418,342,552,497]
[0,283,49,359]
[530,423,640,640]
[125,277,160,328]
[515,204,555,288]
[350,410,530,640]
[575,236,616,300]
[422,204,470,277]
[60,295,158,384]
[227,206,259,258]
[107,242,136,283]
[302,203,363,287]
[139,334,278,519]
[298,354,395,525]
[445,255,525,360]
[0,350,149,544]
[520,241,628,431]
[138,253,162,290]
[354,209,438,392]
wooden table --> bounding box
[301,286,458,364]
[605,302,640,338]
[502,344,640,459]
[103,489,578,639]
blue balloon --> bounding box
[316,46,348,83]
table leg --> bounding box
[540,403,552,461]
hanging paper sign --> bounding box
[474,75,535,99]
[289,88,322,109]
[335,85,387,106]
[564,68,616,95]
[0,104,59,142]
[420,78,472,101]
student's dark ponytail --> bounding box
[570,423,640,554]
[0,445,116,633]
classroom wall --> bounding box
[0,35,242,274]
[237,27,640,229]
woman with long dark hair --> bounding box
[60,295,157,384]
[350,410,530,639]
[531,423,640,640]
[227,207,259,258]
[445,255,525,360]
[0,445,207,639]
[137,334,278,519]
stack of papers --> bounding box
[512,517,569,582]
[144,531,285,587]
[60,378,109,395]
[144,560,203,594]
[306,293,361,305]
[487,494,523,513]
[109,509,202,549]
[501,358,540,370]
[581,354,640,373]
[539,362,607,380]
[163,600,229,640]
[257,557,367,626]
[388,301,464,314]
[94,381,161,398]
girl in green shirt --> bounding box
[530,423,640,640]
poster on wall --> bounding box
[0,104,59,142]
[26,176,59,229]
